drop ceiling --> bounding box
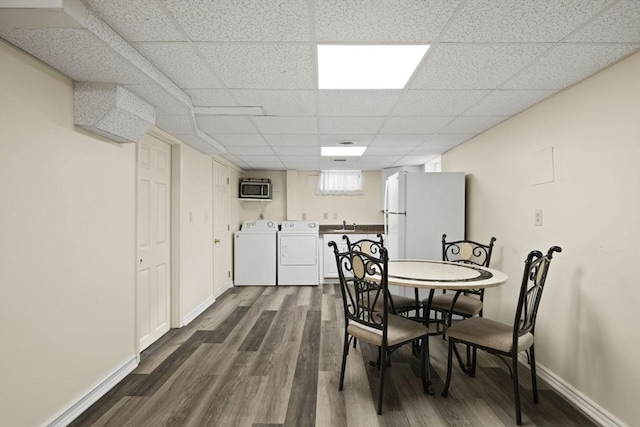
[1,0,638,170]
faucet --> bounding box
[342,220,356,231]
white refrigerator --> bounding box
[384,171,465,297]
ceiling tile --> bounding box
[196,43,314,89]
[442,0,613,42]
[272,146,321,156]
[409,144,458,155]
[210,134,267,147]
[83,0,186,42]
[393,155,439,166]
[252,116,318,134]
[314,0,460,42]
[263,134,319,146]
[279,156,324,165]
[124,84,191,116]
[184,89,238,107]
[393,90,490,116]
[161,0,310,41]
[464,89,558,116]
[417,134,475,146]
[196,116,258,134]
[318,117,385,134]
[503,44,640,89]
[220,154,249,168]
[156,114,193,135]
[355,156,404,168]
[364,146,415,156]
[370,134,439,147]
[439,116,508,134]
[134,43,223,88]
[318,90,401,116]
[242,158,286,169]
[411,44,551,89]
[379,117,453,134]
[173,133,221,154]
[231,90,316,116]
[566,0,640,42]
[226,146,275,156]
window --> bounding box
[316,170,364,195]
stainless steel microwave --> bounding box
[239,178,271,199]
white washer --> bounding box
[234,220,278,286]
[278,220,320,286]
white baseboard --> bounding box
[182,295,216,327]
[518,354,624,427]
[47,355,138,427]
[215,282,232,299]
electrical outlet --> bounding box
[323,212,328,219]
[333,213,338,219]
[534,209,543,226]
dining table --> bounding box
[376,259,509,394]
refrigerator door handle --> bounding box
[384,179,389,236]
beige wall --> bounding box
[240,170,287,223]
[443,53,640,426]
[0,41,137,425]
[179,144,214,318]
[238,169,384,224]
[0,41,242,425]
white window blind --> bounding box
[316,170,364,195]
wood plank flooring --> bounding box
[71,285,595,427]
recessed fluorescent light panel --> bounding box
[318,44,429,89]
[321,146,367,156]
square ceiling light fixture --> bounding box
[321,146,367,156]
[318,44,429,89]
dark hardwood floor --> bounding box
[71,285,594,426]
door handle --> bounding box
[214,238,221,244]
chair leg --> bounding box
[512,353,522,425]
[470,346,478,376]
[421,335,434,395]
[377,346,387,415]
[339,332,349,391]
[530,345,539,403]
[441,339,455,397]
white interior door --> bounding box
[137,137,171,351]
[213,160,231,296]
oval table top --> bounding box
[383,259,508,290]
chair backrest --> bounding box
[343,234,385,259]
[329,240,390,338]
[442,234,497,267]
[513,246,562,344]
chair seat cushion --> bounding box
[372,293,418,312]
[446,317,534,353]
[348,315,429,347]
[427,293,483,317]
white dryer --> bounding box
[234,220,278,286]
[277,221,320,286]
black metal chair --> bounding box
[343,234,418,315]
[422,234,497,372]
[429,234,497,319]
[441,246,562,425]
[329,240,431,415]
